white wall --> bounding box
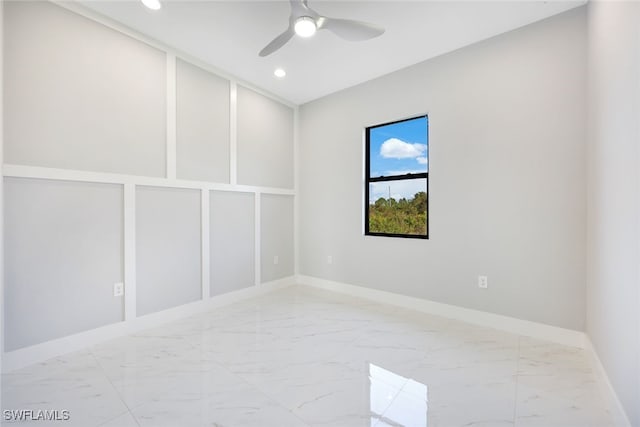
[586,1,640,425]
[299,8,587,331]
[2,1,295,354]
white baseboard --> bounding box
[296,275,586,348]
[2,277,294,373]
[584,337,632,427]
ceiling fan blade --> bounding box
[292,0,311,16]
[318,17,384,41]
[259,27,295,57]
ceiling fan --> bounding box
[259,0,385,57]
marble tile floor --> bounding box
[1,285,613,427]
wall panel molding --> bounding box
[201,189,211,300]
[254,192,262,286]
[230,81,238,185]
[124,183,137,321]
[3,164,295,196]
[2,0,297,359]
[166,53,177,180]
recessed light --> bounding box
[294,16,317,38]
[141,0,161,11]
[274,68,286,78]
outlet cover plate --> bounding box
[478,276,488,289]
[114,282,124,297]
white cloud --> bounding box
[380,138,426,159]
[416,156,428,165]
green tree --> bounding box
[369,192,427,236]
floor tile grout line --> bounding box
[184,336,314,426]
[89,350,142,427]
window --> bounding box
[365,115,429,239]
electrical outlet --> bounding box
[478,276,488,289]
[113,282,124,297]
[273,255,279,265]
[327,255,333,265]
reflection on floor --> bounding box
[370,364,428,427]
[2,285,613,426]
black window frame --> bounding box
[364,115,429,240]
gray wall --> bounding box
[586,1,640,424]
[210,191,255,295]
[298,9,587,330]
[136,186,202,316]
[261,195,295,282]
[237,86,294,189]
[4,178,123,351]
[1,0,5,357]
[4,1,166,177]
[176,59,230,183]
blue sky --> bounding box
[369,116,428,178]
[369,116,428,203]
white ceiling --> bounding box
[78,0,585,105]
